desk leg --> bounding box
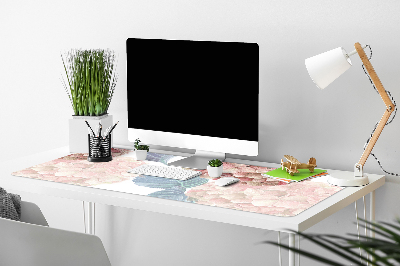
[370,190,375,238]
[289,233,295,266]
[297,234,300,266]
[83,201,95,235]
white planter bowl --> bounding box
[207,165,223,178]
[135,150,148,161]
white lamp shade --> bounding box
[305,47,352,89]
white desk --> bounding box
[0,146,385,266]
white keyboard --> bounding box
[128,164,202,181]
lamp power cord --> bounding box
[362,45,399,176]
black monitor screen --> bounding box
[126,38,259,142]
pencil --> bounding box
[88,128,94,137]
[85,120,95,136]
[106,121,119,138]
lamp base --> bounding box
[327,172,369,187]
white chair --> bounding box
[20,200,49,226]
[0,200,111,266]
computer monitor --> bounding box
[126,38,259,169]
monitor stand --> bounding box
[168,150,225,170]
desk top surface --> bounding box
[0,146,385,232]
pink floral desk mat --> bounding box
[12,148,342,217]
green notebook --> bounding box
[263,168,327,182]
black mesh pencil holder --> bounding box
[88,134,112,162]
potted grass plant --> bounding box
[61,49,118,153]
[207,159,223,178]
[134,138,149,161]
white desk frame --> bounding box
[0,146,385,266]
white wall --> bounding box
[2,0,400,265]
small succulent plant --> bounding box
[134,138,149,152]
[208,159,223,167]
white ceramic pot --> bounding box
[135,150,148,161]
[207,165,223,178]
[69,114,113,153]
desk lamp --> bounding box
[305,42,395,186]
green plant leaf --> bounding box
[61,49,118,116]
[264,219,400,266]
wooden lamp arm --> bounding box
[354,42,394,176]
[355,43,394,111]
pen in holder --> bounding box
[88,134,112,162]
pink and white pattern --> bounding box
[185,177,342,217]
[12,149,343,217]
